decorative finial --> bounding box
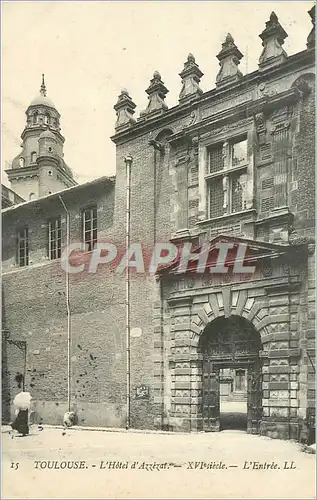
[139,71,169,118]
[179,53,203,104]
[40,74,47,97]
[114,89,136,131]
[258,12,288,70]
[225,33,234,44]
[215,33,243,87]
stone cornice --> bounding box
[5,161,75,186]
[5,165,38,180]
[167,86,304,145]
[21,125,65,143]
[111,49,314,145]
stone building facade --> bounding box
[2,8,315,441]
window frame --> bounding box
[48,217,62,260]
[81,206,98,252]
[205,135,249,219]
[16,227,29,267]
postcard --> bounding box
[2,1,316,498]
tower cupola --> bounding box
[5,75,77,200]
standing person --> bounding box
[11,391,32,436]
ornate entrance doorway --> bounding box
[199,316,262,434]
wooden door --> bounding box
[247,361,262,434]
[202,356,220,432]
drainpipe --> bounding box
[58,195,71,412]
[124,155,133,430]
[149,139,163,246]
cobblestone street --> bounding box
[2,426,315,499]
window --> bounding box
[19,157,25,168]
[231,139,248,167]
[44,113,50,125]
[33,112,38,124]
[29,193,36,200]
[48,170,52,176]
[206,136,248,218]
[82,207,97,251]
[31,152,37,163]
[48,218,61,260]
[16,228,29,267]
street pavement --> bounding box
[2,425,315,499]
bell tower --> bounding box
[5,75,77,200]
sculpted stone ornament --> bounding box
[258,82,277,98]
[222,175,229,212]
[182,109,199,131]
[307,5,315,50]
[254,112,267,145]
[258,12,288,70]
[114,89,136,131]
[292,76,311,97]
[140,71,169,118]
[179,53,204,104]
[216,33,243,88]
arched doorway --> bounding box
[198,316,262,434]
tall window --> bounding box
[206,137,248,218]
[44,113,50,125]
[82,207,97,251]
[16,228,29,267]
[48,218,62,260]
[31,152,37,163]
[33,112,38,125]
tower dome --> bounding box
[30,94,55,108]
[28,74,56,110]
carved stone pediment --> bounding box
[157,234,297,278]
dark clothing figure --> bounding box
[11,410,29,436]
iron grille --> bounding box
[209,145,224,174]
[209,178,224,218]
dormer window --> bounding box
[31,152,37,163]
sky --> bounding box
[1,1,314,186]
